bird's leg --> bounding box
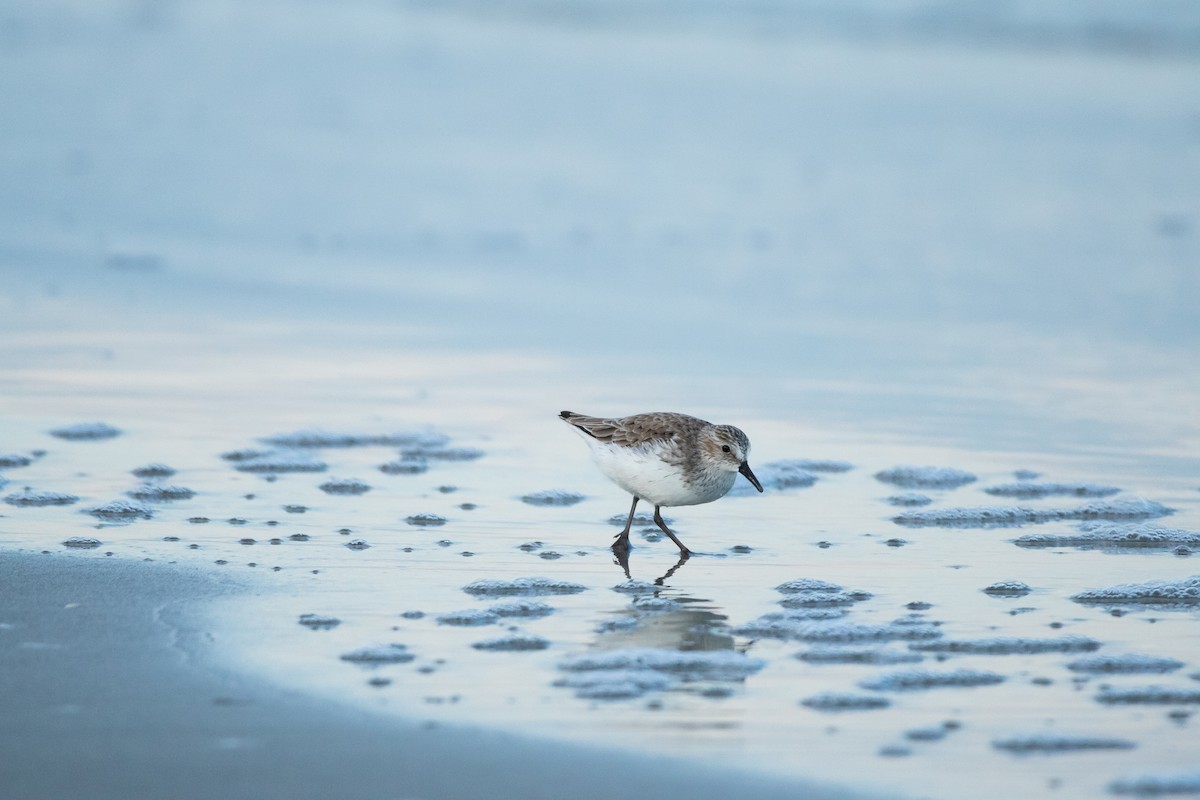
[653,506,691,557]
[613,496,638,552]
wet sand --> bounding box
[0,551,873,800]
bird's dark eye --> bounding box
[721,445,731,453]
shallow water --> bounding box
[2,2,1199,799]
[3,400,1198,799]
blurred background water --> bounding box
[1,4,1199,798]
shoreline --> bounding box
[0,550,879,800]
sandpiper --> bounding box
[559,410,763,556]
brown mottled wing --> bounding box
[558,411,622,442]
[608,412,689,448]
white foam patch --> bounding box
[776,578,844,594]
[520,489,586,506]
[338,644,415,664]
[436,609,499,627]
[49,422,121,441]
[734,616,941,643]
[992,734,1136,753]
[800,692,891,711]
[1065,654,1184,674]
[874,465,977,489]
[487,600,554,619]
[1016,521,1200,549]
[318,477,372,495]
[261,429,448,448]
[62,536,102,548]
[86,499,153,519]
[859,668,1006,692]
[798,648,924,665]
[378,459,428,475]
[887,493,932,507]
[130,463,176,478]
[778,590,871,608]
[405,513,447,526]
[463,577,588,597]
[5,488,79,507]
[1109,773,1200,796]
[984,482,1120,498]
[400,446,484,461]
[127,483,196,501]
[1096,686,1200,705]
[471,635,550,651]
[894,498,1172,527]
[910,635,1099,655]
[982,580,1032,596]
[233,450,328,473]
[1071,575,1200,606]
[559,648,764,681]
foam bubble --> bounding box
[776,578,844,594]
[62,536,102,548]
[488,600,554,619]
[5,488,79,507]
[554,669,673,699]
[778,590,871,608]
[319,478,372,495]
[405,513,447,526]
[735,616,941,643]
[50,422,121,441]
[798,648,924,665]
[888,493,933,507]
[520,489,586,507]
[992,734,1136,753]
[800,692,891,711]
[86,499,153,520]
[401,446,484,461]
[984,482,1121,499]
[1065,654,1184,674]
[1109,773,1200,796]
[1098,686,1200,705]
[127,484,195,501]
[339,644,415,664]
[1072,576,1200,606]
[910,635,1099,655]
[130,463,176,478]
[875,465,976,489]
[463,577,587,597]
[1016,522,1200,550]
[983,580,1032,597]
[234,451,328,473]
[894,498,1172,528]
[262,429,448,448]
[859,669,1006,691]
[378,460,428,475]
[472,635,550,651]
[437,609,499,626]
[559,648,764,681]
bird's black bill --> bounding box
[739,462,764,493]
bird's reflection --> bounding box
[599,550,733,654]
[612,547,689,585]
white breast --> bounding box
[585,439,734,507]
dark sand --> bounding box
[0,552,876,800]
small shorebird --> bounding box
[559,410,763,556]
